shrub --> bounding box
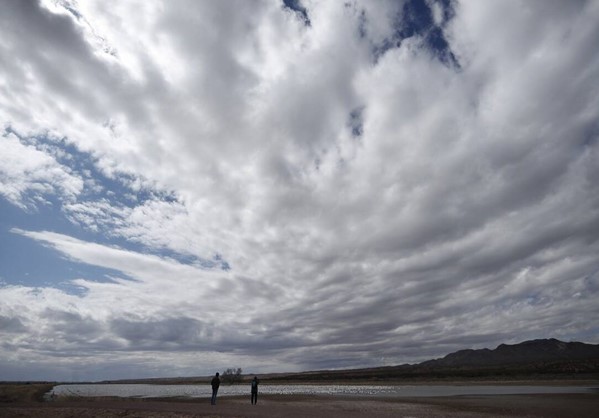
[221,367,243,384]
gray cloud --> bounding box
[0,315,27,333]
[110,316,210,350]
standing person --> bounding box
[210,372,220,405]
[250,376,259,405]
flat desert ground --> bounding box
[2,383,599,417]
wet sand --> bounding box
[2,392,599,417]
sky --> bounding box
[1,0,599,382]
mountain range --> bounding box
[264,338,599,382]
[420,338,599,368]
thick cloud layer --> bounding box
[1,0,598,381]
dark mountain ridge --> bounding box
[420,338,599,368]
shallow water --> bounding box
[48,383,597,399]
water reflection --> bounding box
[49,383,596,399]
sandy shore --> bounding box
[2,383,598,417]
[1,393,598,418]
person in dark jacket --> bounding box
[210,372,220,405]
[250,376,259,405]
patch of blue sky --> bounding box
[282,0,310,26]
[35,138,233,271]
[5,125,171,210]
[371,0,459,68]
[0,204,126,293]
[1,129,229,291]
[11,129,172,229]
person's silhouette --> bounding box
[250,376,259,404]
[210,372,220,405]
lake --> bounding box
[48,383,598,399]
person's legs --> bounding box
[211,389,218,405]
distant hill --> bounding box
[420,338,599,368]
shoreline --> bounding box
[3,393,599,417]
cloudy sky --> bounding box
[1,0,599,382]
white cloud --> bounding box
[429,1,444,26]
[0,131,84,209]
